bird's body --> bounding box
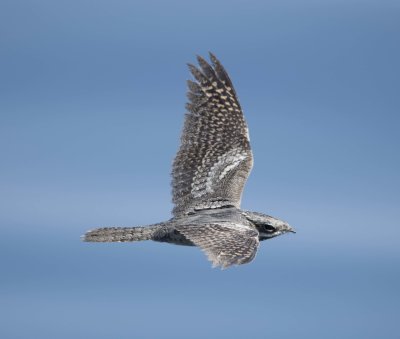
[84,53,294,268]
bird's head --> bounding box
[242,211,295,240]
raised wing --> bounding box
[172,53,253,216]
[176,223,259,269]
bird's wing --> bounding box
[172,53,253,216]
[176,223,259,269]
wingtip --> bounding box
[196,54,215,75]
[208,51,218,63]
[187,62,200,75]
[192,52,220,70]
[196,54,206,64]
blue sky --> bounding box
[1,0,399,338]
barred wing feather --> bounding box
[172,53,253,216]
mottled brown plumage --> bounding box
[84,53,295,268]
[172,54,253,216]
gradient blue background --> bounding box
[1,0,399,338]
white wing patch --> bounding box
[218,152,247,180]
[191,149,249,198]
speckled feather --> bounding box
[176,223,259,268]
[172,53,253,216]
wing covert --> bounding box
[176,223,259,269]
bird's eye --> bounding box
[263,224,276,233]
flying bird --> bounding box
[83,53,295,268]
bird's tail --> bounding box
[83,223,164,243]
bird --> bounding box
[83,53,295,269]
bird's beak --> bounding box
[287,225,296,234]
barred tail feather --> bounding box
[83,225,160,243]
